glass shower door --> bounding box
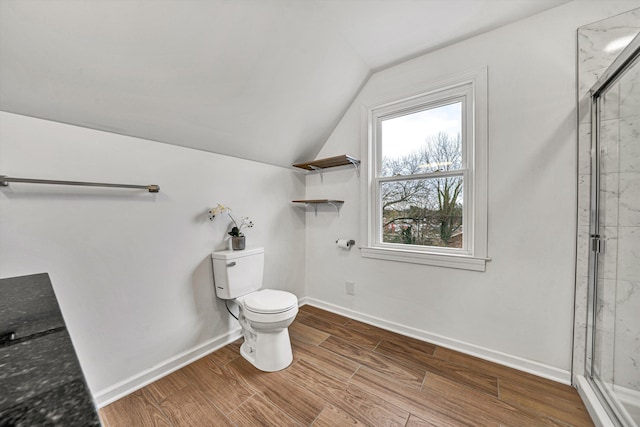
[589,40,640,427]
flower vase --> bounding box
[231,236,246,250]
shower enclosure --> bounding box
[584,33,640,426]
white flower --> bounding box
[241,217,254,229]
[208,203,229,221]
[208,204,255,237]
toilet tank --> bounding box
[212,247,264,299]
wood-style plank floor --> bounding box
[99,305,594,427]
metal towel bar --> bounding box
[0,175,160,193]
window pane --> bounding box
[381,102,462,177]
[381,176,463,248]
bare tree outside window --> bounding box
[381,131,464,248]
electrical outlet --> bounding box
[345,280,356,295]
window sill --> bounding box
[360,247,489,271]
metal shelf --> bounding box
[292,199,343,216]
[292,155,360,182]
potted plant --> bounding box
[209,203,254,250]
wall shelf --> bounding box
[291,155,356,216]
[292,199,343,216]
[292,155,360,181]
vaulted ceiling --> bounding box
[0,0,568,167]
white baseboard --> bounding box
[301,297,571,385]
[95,299,311,407]
[95,296,573,408]
[93,327,242,408]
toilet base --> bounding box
[240,328,293,372]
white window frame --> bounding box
[360,68,489,271]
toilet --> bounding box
[211,247,298,372]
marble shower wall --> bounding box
[611,63,640,393]
[574,8,640,394]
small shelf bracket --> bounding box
[292,199,343,217]
[326,201,340,217]
[305,202,340,217]
[309,165,324,183]
[347,157,360,177]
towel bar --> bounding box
[0,175,160,193]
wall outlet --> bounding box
[345,280,356,295]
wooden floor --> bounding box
[100,305,594,426]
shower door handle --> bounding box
[590,235,604,253]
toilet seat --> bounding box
[241,289,298,314]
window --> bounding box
[361,69,488,271]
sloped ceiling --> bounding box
[0,0,568,167]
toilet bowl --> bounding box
[235,289,298,371]
[211,248,298,372]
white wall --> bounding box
[305,0,640,383]
[0,112,306,402]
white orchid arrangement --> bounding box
[208,203,254,237]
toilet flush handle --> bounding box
[227,262,236,267]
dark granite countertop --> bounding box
[0,273,101,426]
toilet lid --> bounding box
[243,289,298,314]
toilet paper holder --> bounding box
[336,239,355,249]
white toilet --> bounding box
[211,247,298,372]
